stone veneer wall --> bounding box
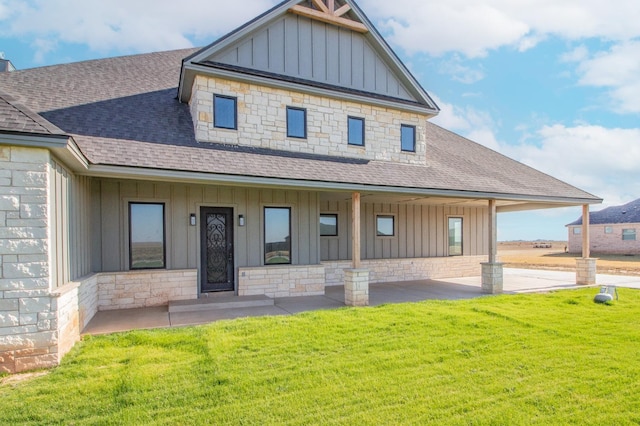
[189,76,427,165]
[238,265,325,298]
[568,223,640,255]
[97,269,197,310]
[323,256,486,286]
[0,147,57,373]
[53,273,98,361]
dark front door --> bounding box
[200,207,234,292]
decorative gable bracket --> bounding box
[289,0,368,33]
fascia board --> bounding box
[182,63,438,116]
[0,132,89,171]
[84,164,602,207]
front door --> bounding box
[200,207,234,292]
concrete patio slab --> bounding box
[82,268,640,336]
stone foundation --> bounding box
[576,258,597,285]
[481,262,503,294]
[238,265,325,298]
[323,256,486,286]
[344,269,369,306]
[97,269,197,310]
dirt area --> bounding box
[498,241,640,276]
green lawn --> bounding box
[2,288,640,425]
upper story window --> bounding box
[573,228,581,235]
[401,124,416,152]
[622,229,636,241]
[320,214,338,236]
[287,107,307,139]
[348,116,365,146]
[129,202,166,270]
[214,95,237,129]
[605,226,613,234]
[264,207,292,265]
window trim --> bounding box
[128,202,166,270]
[286,106,307,139]
[213,94,237,130]
[376,214,396,237]
[448,216,463,256]
[347,116,365,146]
[264,206,292,265]
[320,213,339,237]
[401,124,416,152]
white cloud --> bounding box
[560,45,589,63]
[438,56,485,84]
[574,41,640,113]
[429,94,501,151]
[505,124,640,206]
[0,0,278,62]
[361,0,640,57]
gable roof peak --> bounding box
[289,0,368,33]
[178,0,439,114]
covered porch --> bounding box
[82,268,639,335]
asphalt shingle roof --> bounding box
[0,91,53,134]
[0,48,599,202]
[568,198,640,225]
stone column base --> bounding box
[344,268,369,306]
[481,262,503,294]
[576,258,597,285]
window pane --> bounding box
[130,203,165,269]
[214,95,236,129]
[265,207,291,264]
[348,117,364,146]
[401,125,415,152]
[376,215,394,237]
[287,107,306,138]
[573,228,581,235]
[605,226,613,234]
[320,214,338,236]
[622,229,636,240]
[448,217,463,256]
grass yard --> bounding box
[2,288,640,425]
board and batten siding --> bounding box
[320,201,489,261]
[49,157,92,288]
[91,179,321,272]
[209,14,414,102]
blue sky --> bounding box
[2,0,639,241]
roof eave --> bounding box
[0,130,89,171]
[81,163,602,207]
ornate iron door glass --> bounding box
[200,207,234,292]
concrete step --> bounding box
[168,295,274,313]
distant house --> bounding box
[0,0,600,373]
[567,198,640,254]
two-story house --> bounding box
[0,0,600,373]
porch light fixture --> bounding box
[238,214,245,226]
[189,213,196,226]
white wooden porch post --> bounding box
[576,204,596,285]
[481,199,503,294]
[344,192,369,306]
